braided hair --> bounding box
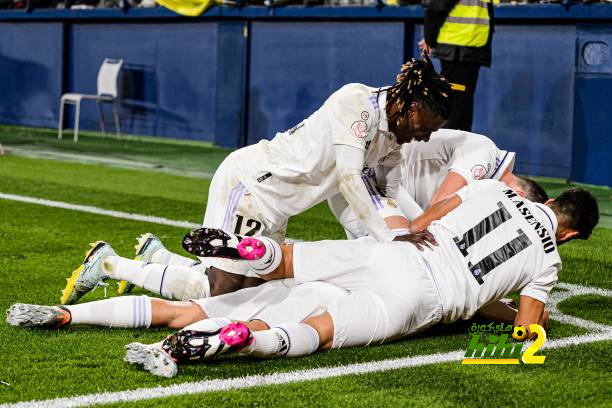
[384,52,452,126]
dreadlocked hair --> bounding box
[384,52,452,124]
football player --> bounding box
[7,184,598,378]
[57,54,452,305]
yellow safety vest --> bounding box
[437,0,498,48]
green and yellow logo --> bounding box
[461,323,546,365]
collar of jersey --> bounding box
[491,150,516,180]
[533,202,558,235]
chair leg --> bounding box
[112,101,122,139]
[97,101,106,137]
[74,101,81,143]
[58,100,65,140]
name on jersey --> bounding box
[503,189,555,254]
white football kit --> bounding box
[203,83,401,275]
[196,180,561,349]
[331,129,516,238]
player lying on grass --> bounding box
[59,53,452,304]
[7,181,598,378]
[52,133,544,307]
[329,129,549,239]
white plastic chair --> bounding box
[58,58,123,142]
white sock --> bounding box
[182,317,232,332]
[247,237,282,276]
[241,322,320,358]
[104,256,210,300]
[65,296,151,328]
[149,247,200,267]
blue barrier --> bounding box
[0,22,63,128]
[572,26,612,186]
[0,4,610,185]
[67,22,219,141]
[247,21,405,145]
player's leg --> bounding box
[184,230,386,285]
[6,296,207,329]
[136,233,199,267]
[186,158,275,296]
[117,233,203,295]
[58,241,210,304]
[183,228,293,281]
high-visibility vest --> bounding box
[437,0,498,48]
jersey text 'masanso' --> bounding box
[421,179,561,323]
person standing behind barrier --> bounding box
[419,0,496,131]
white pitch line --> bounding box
[547,283,612,332]
[1,330,611,408]
[3,147,216,179]
[0,192,200,230]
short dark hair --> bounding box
[516,176,549,203]
[384,52,452,123]
[548,188,599,240]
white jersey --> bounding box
[421,179,561,323]
[229,83,401,229]
[401,129,515,209]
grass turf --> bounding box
[0,131,610,406]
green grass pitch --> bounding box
[0,127,610,406]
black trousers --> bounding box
[440,60,481,132]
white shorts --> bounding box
[293,240,443,348]
[202,156,287,276]
[193,279,348,327]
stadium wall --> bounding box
[0,5,610,185]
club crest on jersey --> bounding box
[351,120,368,139]
[471,164,488,180]
[503,190,556,254]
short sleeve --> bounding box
[329,86,377,150]
[452,179,500,202]
[520,264,560,304]
[447,142,498,183]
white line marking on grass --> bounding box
[548,283,612,332]
[0,193,200,230]
[4,147,215,179]
[0,192,301,242]
[2,330,611,408]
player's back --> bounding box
[228,83,396,225]
[421,179,561,323]
[401,130,507,209]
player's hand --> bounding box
[393,230,437,251]
[418,39,432,55]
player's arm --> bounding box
[429,139,498,207]
[335,144,396,242]
[514,295,546,339]
[478,299,549,329]
[395,185,424,221]
[428,171,467,207]
[410,192,462,233]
